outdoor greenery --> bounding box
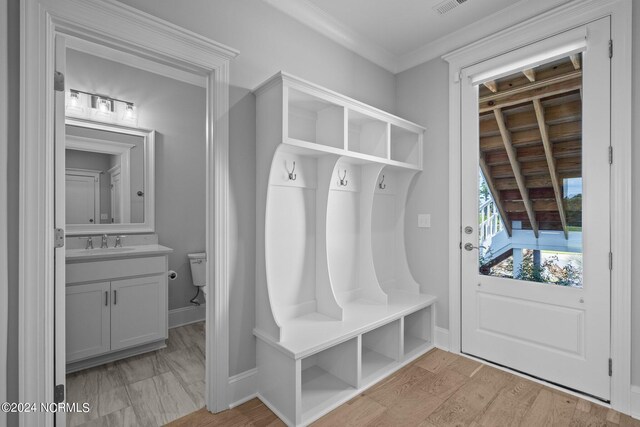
[480,249,583,287]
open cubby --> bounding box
[288,88,344,149]
[301,338,358,420]
[361,320,401,383]
[390,124,420,166]
[348,109,388,158]
[404,306,433,357]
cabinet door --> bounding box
[66,282,111,362]
[110,275,167,351]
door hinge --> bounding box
[54,384,64,404]
[609,40,613,59]
[609,252,613,271]
[608,358,613,376]
[54,228,65,248]
[609,146,613,164]
[54,71,65,92]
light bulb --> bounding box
[69,91,79,106]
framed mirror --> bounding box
[65,118,155,235]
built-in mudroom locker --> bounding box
[254,72,437,426]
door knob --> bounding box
[464,243,480,251]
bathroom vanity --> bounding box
[65,242,173,372]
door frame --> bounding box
[19,0,238,425]
[443,0,632,413]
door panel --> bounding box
[65,282,111,362]
[65,173,96,224]
[461,18,610,400]
[110,275,166,351]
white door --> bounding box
[65,282,111,362]
[110,275,167,351]
[461,19,611,400]
[65,172,98,224]
[54,34,67,426]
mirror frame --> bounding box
[65,117,155,235]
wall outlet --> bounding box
[418,214,431,228]
[100,213,108,220]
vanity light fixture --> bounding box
[65,89,137,126]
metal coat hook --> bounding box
[338,169,348,187]
[286,161,297,181]
[378,175,386,189]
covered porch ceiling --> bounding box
[478,55,583,239]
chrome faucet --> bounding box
[101,234,109,248]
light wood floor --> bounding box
[168,348,640,427]
[66,321,206,426]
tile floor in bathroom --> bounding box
[66,321,205,427]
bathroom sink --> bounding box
[66,244,173,261]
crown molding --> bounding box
[262,0,397,73]
[263,0,575,75]
[66,35,207,88]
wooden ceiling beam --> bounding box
[479,72,582,113]
[523,68,536,82]
[480,154,512,237]
[479,100,582,135]
[490,157,581,178]
[484,140,582,166]
[570,54,581,70]
[504,199,561,212]
[484,80,498,93]
[495,176,555,191]
[480,121,582,151]
[494,108,538,237]
[533,99,569,239]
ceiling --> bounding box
[263,0,575,73]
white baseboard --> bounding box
[631,385,640,420]
[227,368,258,409]
[168,305,206,329]
[435,327,450,351]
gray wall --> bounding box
[67,49,208,315]
[116,0,397,377]
[396,5,640,388]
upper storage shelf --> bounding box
[255,72,425,170]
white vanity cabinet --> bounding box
[65,246,172,371]
[66,281,111,362]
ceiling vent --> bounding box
[434,0,469,15]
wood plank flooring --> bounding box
[66,321,206,426]
[169,348,640,427]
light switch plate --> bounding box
[418,214,431,228]
[100,213,108,220]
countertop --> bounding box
[65,244,174,261]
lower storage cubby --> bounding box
[301,338,358,420]
[361,320,400,383]
[403,306,433,357]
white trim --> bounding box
[444,0,632,414]
[65,118,154,235]
[261,0,570,74]
[0,0,8,424]
[631,386,640,420]
[227,368,258,409]
[168,305,206,329]
[261,0,396,73]
[20,1,238,424]
[65,35,206,88]
[434,327,449,351]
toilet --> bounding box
[188,252,207,301]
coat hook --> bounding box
[338,169,348,187]
[286,161,297,181]
[378,174,386,189]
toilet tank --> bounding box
[188,252,207,287]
